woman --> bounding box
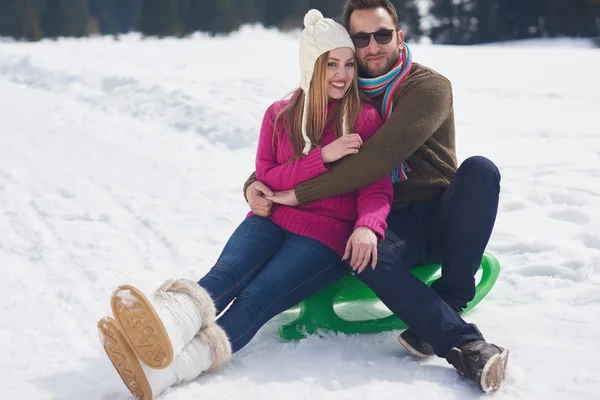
[98,10,392,400]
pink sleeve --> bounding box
[354,106,392,239]
[255,103,329,191]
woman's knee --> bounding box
[232,290,265,318]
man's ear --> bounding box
[397,30,405,50]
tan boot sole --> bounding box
[480,348,510,394]
[111,285,174,369]
[98,316,153,400]
[397,333,433,359]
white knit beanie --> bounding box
[299,9,355,154]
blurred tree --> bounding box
[508,0,545,39]
[139,0,181,37]
[179,0,241,35]
[233,0,260,25]
[430,0,600,44]
[429,0,476,44]
[470,0,526,43]
[212,0,241,34]
[543,0,600,37]
[0,0,14,37]
[188,0,215,33]
[177,0,193,34]
[263,0,286,27]
[310,0,345,20]
[11,0,43,41]
[41,0,91,38]
[279,0,311,28]
[1,0,596,41]
[89,0,118,35]
[390,0,423,41]
[253,0,267,23]
[117,0,141,33]
[80,0,140,36]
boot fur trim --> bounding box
[157,279,217,326]
[197,324,232,372]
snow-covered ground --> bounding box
[1,28,599,399]
[481,36,598,49]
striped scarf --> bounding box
[358,43,413,183]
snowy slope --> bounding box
[1,28,599,399]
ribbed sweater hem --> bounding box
[247,207,353,257]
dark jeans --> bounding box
[198,215,350,353]
[357,156,501,358]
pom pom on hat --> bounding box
[304,9,324,27]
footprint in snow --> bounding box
[547,209,590,225]
[580,233,600,252]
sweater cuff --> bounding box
[243,171,258,203]
[302,146,329,176]
[295,181,326,205]
[293,149,329,205]
[355,215,387,240]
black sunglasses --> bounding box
[351,29,395,48]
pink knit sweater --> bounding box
[249,99,393,256]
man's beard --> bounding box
[358,47,400,78]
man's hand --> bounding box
[343,227,378,274]
[265,189,300,207]
[246,181,274,217]
[321,133,363,163]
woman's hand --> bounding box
[343,227,378,274]
[265,189,300,207]
[321,134,363,163]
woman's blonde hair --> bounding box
[273,51,366,160]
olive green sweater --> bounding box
[244,62,458,210]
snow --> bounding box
[481,37,598,49]
[1,28,600,399]
[116,289,138,308]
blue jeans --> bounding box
[198,215,350,353]
[356,156,501,357]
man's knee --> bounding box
[358,248,406,287]
[459,156,501,186]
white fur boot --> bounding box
[111,279,216,369]
[98,318,231,400]
[143,324,232,398]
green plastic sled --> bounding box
[278,252,501,340]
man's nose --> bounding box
[366,35,380,53]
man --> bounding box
[243,0,508,394]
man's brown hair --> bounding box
[342,0,400,31]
